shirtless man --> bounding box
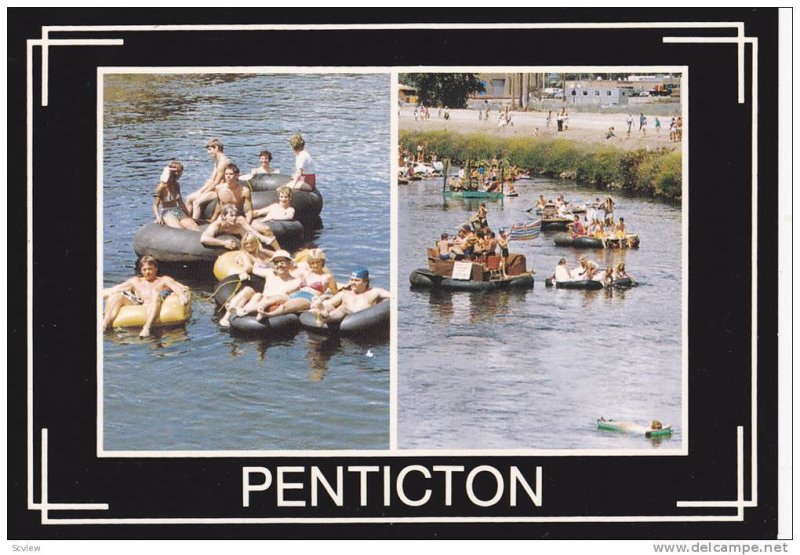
[102,255,190,337]
[310,267,390,324]
[209,163,254,223]
[436,233,453,260]
[201,205,278,251]
[185,138,231,221]
[251,186,294,235]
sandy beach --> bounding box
[399,107,681,152]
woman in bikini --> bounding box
[152,161,199,230]
[217,234,275,327]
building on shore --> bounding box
[565,80,635,106]
[398,84,418,104]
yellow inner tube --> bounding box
[112,294,192,329]
[213,251,247,281]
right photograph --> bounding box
[397,71,685,451]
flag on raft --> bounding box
[509,220,542,241]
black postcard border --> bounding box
[8,8,780,540]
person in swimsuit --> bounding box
[152,160,199,230]
[208,163,254,223]
[232,250,302,317]
[572,256,599,280]
[551,257,572,283]
[309,266,390,325]
[239,150,280,180]
[568,214,586,238]
[602,266,615,287]
[102,255,190,337]
[613,263,630,281]
[436,233,453,260]
[254,249,338,320]
[485,230,498,258]
[251,186,295,236]
[217,234,275,327]
[201,205,279,251]
[497,228,510,278]
[286,134,316,191]
[185,138,231,221]
[615,217,630,247]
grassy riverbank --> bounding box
[400,129,682,200]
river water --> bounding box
[398,178,683,451]
[102,73,390,451]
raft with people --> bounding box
[544,275,634,289]
[409,267,534,290]
[539,203,574,231]
[409,246,534,291]
[440,158,506,201]
[544,258,635,290]
[553,232,641,249]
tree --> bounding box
[401,73,485,109]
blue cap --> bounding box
[351,266,369,280]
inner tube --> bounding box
[298,298,390,338]
[612,277,634,288]
[134,221,304,264]
[213,251,247,280]
[540,219,571,231]
[409,269,534,291]
[211,274,266,307]
[245,173,293,191]
[545,276,634,289]
[111,294,192,329]
[202,189,323,230]
[228,313,301,338]
[554,233,640,249]
[552,279,604,290]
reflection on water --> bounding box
[422,288,529,327]
[399,178,683,450]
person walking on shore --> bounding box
[626,114,633,137]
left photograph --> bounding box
[99,72,391,452]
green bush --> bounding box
[399,130,681,200]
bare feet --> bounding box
[139,326,151,338]
[265,304,286,318]
[255,307,266,322]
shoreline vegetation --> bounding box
[399,106,682,201]
[400,129,682,201]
